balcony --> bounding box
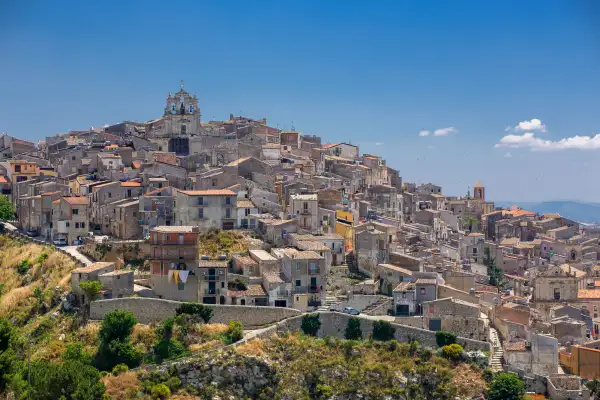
[308,299,322,307]
[204,288,218,295]
[300,209,311,215]
[203,275,220,281]
[308,285,321,293]
[308,267,321,275]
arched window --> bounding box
[181,125,186,135]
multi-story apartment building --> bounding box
[18,191,62,237]
[288,193,319,233]
[272,248,327,311]
[173,189,237,230]
[198,260,228,305]
[150,226,200,302]
[139,186,175,238]
[51,196,89,244]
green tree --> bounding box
[0,195,14,221]
[79,281,103,304]
[487,257,504,288]
[153,317,185,362]
[435,331,457,347]
[151,383,171,400]
[27,360,106,400]
[62,342,92,365]
[487,372,525,400]
[301,314,321,336]
[344,317,362,340]
[372,320,396,341]
[99,310,136,343]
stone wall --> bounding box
[90,298,301,327]
[277,312,490,351]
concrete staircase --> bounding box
[489,327,504,372]
[318,295,343,312]
[362,296,392,315]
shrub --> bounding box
[62,342,92,365]
[79,281,103,302]
[344,317,362,340]
[315,383,333,398]
[96,340,143,371]
[112,363,129,376]
[301,314,321,336]
[372,320,395,341]
[153,339,186,362]
[441,343,463,361]
[488,372,526,400]
[99,310,137,343]
[227,320,244,343]
[151,383,171,399]
[175,303,213,323]
[17,259,30,275]
[28,360,106,400]
[435,330,457,347]
[36,252,48,264]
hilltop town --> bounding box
[1,83,599,399]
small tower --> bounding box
[473,180,485,201]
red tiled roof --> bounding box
[179,189,236,196]
[121,181,141,187]
[62,196,89,205]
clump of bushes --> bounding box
[94,310,142,371]
[301,314,321,336]
[435,330,457,347]
[344,317,362,340]
[372,320,395,341]
[176,303,213,323]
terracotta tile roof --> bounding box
[62,196,89,205]
[227,284,266,297]
[0,176,8,183]
[179,189,236,196]
[295,241,330,252]
[150,226,198,233]
[232,255,258,267]
[225,157,251,167]
[504,274,529,282]
[378,264,413,276]
[198,260,228,268]
[236,199,256,209]
[502,209,537,217]
[121,181,141,187]
[73,262,115,273]
[144,187,170,196]
[578,289,600,299]
[415,278,437,285]
[132,161,142,169]
[393,281,415,291]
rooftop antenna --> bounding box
[291,121,295,131]
[180,79,184,90]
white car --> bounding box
[53,238,68,246]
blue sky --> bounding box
[1,0,600,202]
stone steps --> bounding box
[488,327,504,372]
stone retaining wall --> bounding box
[90,297,301,327]
[277,312,490,351]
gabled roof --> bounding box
[178,189,236,196]
[62,196,89,205]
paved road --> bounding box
[62,245,93,266]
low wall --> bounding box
[277,312,490,351]
[90,297,301,327]
[4,230,86,267]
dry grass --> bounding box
[131,324,157,352]
[188,340,221,352]
[171,395,201,400]
[74,322,101,350]
[236,338,265,357]
[451,363,489,398]
[197,229,250,257]
[31,339,67,362]
[102,371,141,400]
[194,323,228,337]
[0,236,80,322]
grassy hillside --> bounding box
[0,235,81,325]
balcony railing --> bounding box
[308,299,322,307]
[203,275,220,281]
[308,285,321,293]
[204,288,218,295]
[308,267,321,275]
[301,209,311,215]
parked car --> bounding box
[53,238,67,246]
[342,307,360,315]
[25,229,38,237]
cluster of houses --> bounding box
[5,82,600,396]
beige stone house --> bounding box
[51,196,89,244]
[423,297,488,341]
[173,189,237,230]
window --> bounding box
[295,280,301,287]
[181,125,186,135]
[127,189,132,197]
[225,197,231,205]
[554,288,561,300]
[72,208,79,215]
[108,192,112,198]
[419,288,425,295]
[212,179,216,187]
[66,222,70,227]
[303,202,308,210]
[75,222,79,228]
[81,222,85,229]
[402,292,406,298]
[225,208,231,218]
[198,208,204,219]
[178,282,184,290]
[198,197,204,206]
[133,211,137,217]
[296,263,300,271]
[245,208,251,216]
[595,306,598,311]
[473,248,477,254]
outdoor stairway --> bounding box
[489,327,504,372]
[318,295,343,312]
[345,252,359,275]
[362,296,390,314]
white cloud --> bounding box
[375,142,384,146]
[418,130,430,137]
[509,118,547,133]
[433,126,458,136]
[504,152,512,158]
[495,132,600,151]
